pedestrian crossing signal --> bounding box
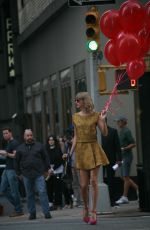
[116,70,137,90]
[130,79,136,87]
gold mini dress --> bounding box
[72,112,109,170]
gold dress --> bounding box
[72,112,109,170]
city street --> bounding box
[0,196,150,230]
[0,1,150,229]
[0,211,150,230]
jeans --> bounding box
[23,175,49,215]
[0,169,23,213]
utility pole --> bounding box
[88,52,112,213]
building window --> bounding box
[32,81,40,94]
[74,60,87,93]
[42,78,49,91]
[50,74,59,134]
[42,78,50,137]
[60,68,72,132]
[25,86,32,129]
[31,82,42,141]
[25,86,31,97]
[33,94,42,141]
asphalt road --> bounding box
[0,195,150,230]
[0,215,150,230]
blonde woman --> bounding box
[70,92,109,225]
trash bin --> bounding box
[137,164,150,212]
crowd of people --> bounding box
[0,91,138,225]
[0,127,81,220]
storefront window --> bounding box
[60,68,72,132]
[32,81,40,94]
[25,86,32,129]
[32,82,42,141]
[33,94,42,141]
[42,77,50,137]
[25,86,32,97]
[50,74,59,134]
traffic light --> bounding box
[98,69,107,92]
[85,6,100,52]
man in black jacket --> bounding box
[15,129,51,220]
[101,122,122,206]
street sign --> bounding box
[68,0,115,6]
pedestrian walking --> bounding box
[15,129,52,220]
[0,127,24,217]
[114,116,139,205]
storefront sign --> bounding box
[6,18,15,77]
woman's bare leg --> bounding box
[90,166,100,211]
[79,169,90,209]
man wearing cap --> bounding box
[114,116,138,205]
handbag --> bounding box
[61,161,73,188]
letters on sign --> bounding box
[6,18,15,77]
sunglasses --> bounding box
[75,98,83,103]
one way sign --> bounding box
[68,0,115,6]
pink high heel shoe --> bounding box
[83,208,89,223]
[89,210,97,225]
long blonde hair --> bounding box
[76,92,94,113]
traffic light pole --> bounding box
[88,52,112,213]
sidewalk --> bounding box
[0,195,150,223]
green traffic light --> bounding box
[86,40,99,52]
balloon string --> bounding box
[101,71,126,115]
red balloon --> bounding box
[117,31,126,40]
[126,59,146,80]
[104,39,120,66]
[119,1,146,33]
[145,1,150,30]
[138,27,150,57]
[148,33,150,50]
[116,33,140,64]
[100,10,122,39]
